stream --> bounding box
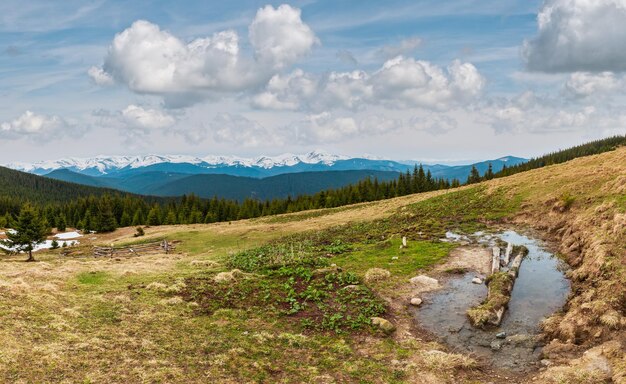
[415,230,570,372]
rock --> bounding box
[581,345,613,378]
[490,340,503,351]
[371,317,396,334]
[471,277,483,284]
[391,256,399,260]
[312,266,341,276]
[364,268,391,283]
[540,359,552,367]
[410,297,423,306]
[496,331,507,339]
[506,334,534,346]
[409,275,439,289]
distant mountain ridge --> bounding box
[4,151,527,179]
[45,169,403,201]
[36,153,527,201]
[5,151,351,176]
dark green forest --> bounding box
[0,135,623,233]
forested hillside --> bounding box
[0,165,453,232]
[495,135,626,178]
[1,136,623,233]
[0,166,132,205]
[45,169,402,200]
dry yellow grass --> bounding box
[0,148,624,383]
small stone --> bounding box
[371,317,396,335]
[391,256,399,260]
[540,359,552,367]
[471,277,483,284]
[409,275,439,289]
[496,332,507,339]
[490,340,503,351]
[410,297,423,306]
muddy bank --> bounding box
[414,230,570,372]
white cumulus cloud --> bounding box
[523,0,626,73]
[480,91,626,134]
[87,66,114,86]
[252,57,484,112]
[0,111,78,141]
[563,72,623,98]
[121,105,176,130]
[249,4,319,70]
[94,4,317,105]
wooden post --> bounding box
[508,250,526,277]
[491,247,501,275]
[502,242,513,266]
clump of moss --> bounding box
[467,272,514,327]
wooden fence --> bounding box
[92,240,176,258]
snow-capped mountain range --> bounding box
[4,151,354,176]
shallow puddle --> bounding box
[416,230,570,372]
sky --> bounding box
[1,0,626,163]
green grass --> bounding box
[176,267,386,334]
[397,186,523,235]
[261,204,362,224]
[615,194,626,212]
[172,229,280,257]
[77,271,109,285]
[332,238,454,279]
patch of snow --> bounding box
[4,150,352,174]
[0,239,79,253]
[54,231,83,240]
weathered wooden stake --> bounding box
[502,242,513,266]
[491,247,501,274]
[508,250,525,277]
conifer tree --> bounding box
[484,163,494,180]
[467,166,481,184]
[96,197,117,232]
[2,203,48,262]
[131,210,143,226]
[164,209,177,225]
[120,211,131,227]
[56,215,67,232]
[146,206,161,226]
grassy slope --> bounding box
[0,148,624,383]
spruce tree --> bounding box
[146,206,161,226]
[467,166,481,184]
[131,210,143,226]
[56,215,67,232]
[120,211,131,227]
[485,163,494,180]
[164,209,177,225]
[96,198,117,232]
[2,203,48,262]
